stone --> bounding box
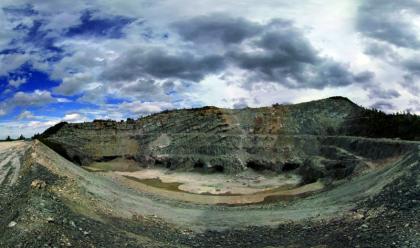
[353,213,364,220]
[8,221,17,227]
[31,179,47,189]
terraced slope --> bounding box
[38,97,365,172]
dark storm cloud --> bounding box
[172,15,374,89]
[364,43,388,58]
[357,1,420,97]
[226,24,372,89]
[111,78,168,101]
[2,4,37,16]
[61,12,376,98]
[230,28,319,73]
[363,41,400,64]
[353,71,375,83]
[101,48,225,82]
[172,14,262,45]
[117,78,159,95]
[399,58,420,95]
[232,98,248,109]
[368,88,400,99]
[401,74,420,96]
[309,61,359,88]
[356,0,420,49]
[371,100,395,111]
[402,59,420,76]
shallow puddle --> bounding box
[123,176,246,196]
[123,176,184,192]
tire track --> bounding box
[0,141,29,188]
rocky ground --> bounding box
[186,160,419,248]
[0,140,418,247]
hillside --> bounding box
[38,97,419,174]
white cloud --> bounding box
[62,113,88,123]
[8,77,27,88]
[10,90,55,106]
[0,111,89,139]
[0,120,58,139]
[0,90,62,116]
[26,120,59,129]
[53,72,96,96]
[0,53,29,76]
[16,110,35,120]
[56,97,71,103]
[119,101,174,115]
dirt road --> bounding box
[0,141,29,187]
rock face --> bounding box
[39,97,419,177]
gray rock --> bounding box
[7,221,17,228]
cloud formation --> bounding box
[371,101,395,111]
[356,0,420,100]
[225,20,372,89]
[101,48,226,82]
[0,0,419,138]
[0,90,56,116]
[9,90,54,107]
[356,0,420,49]
[172,14,262,45]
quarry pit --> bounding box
[1,97,419,247]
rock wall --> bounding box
[39,97,419,175]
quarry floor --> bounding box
[82,164,324,205]
[0,140,419,248]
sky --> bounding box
[0,0,420,138]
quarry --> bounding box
[0,97,419,247]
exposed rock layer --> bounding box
[39,97,419,178]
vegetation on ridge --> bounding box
[345,108,420,140]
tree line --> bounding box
[0,135,27,142]
[345,108,420,140]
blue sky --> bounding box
[0,0,420,138]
